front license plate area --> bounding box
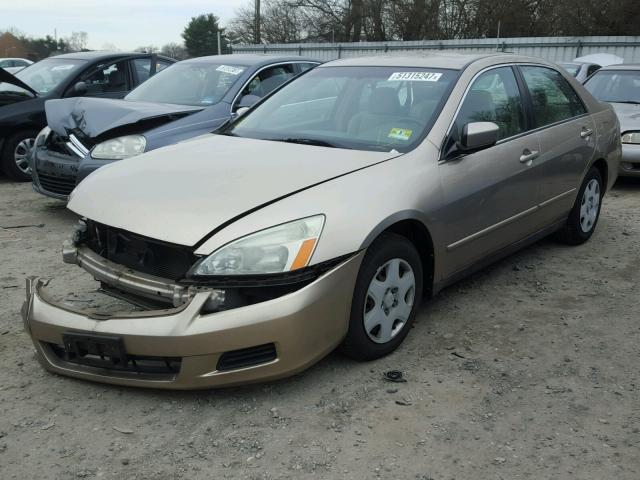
[62,332,127,367]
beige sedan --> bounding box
[23,53,620,388]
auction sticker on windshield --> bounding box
[216,65,244,75]
[388,72,442,82]
[388,128,413,141]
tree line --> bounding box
[227,0,640,44]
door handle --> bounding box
[580,128,593,138]
[519,150,539,164]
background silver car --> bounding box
[24,53,621,388]
[584,64,640,177]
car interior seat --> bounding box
[348,87,406,138]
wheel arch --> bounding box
[360,211,435,297]
[591,157,609,192]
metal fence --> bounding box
[232,36,640,63]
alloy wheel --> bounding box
[363,258,416,344]
[14,137,35,175]
[579,178,600,233]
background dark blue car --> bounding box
[31,54,320,200]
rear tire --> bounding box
[340,233,423,361]
[555,166,603,245]
[1,130,37,181]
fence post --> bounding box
[384,44,388,53]
[501,42,506,52]
[576,40,583,58]
[298,45,302,56]
[338,44,342,59]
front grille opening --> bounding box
[37,172,76,196]
[46,342,182,376]
[217,343,277,371]
[83,220,198,281]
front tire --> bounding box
[555,166,603,245]
[1,130,37,181]
[341,233,423,361]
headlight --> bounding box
[34,126,51,147]
[192,215,325,276]
[91,135,146,160]
[621,131,640,144]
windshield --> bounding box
[224,66,457,152]
[10,58,85,94]
[584,70,640,104]
[560,63,580,76]
[125,62,247,106]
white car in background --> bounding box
[0,58,33,74]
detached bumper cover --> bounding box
[22,252,363,389]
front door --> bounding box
[438,66,546,277]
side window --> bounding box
[17,60,30,67]
[81,61,129,95]
[455,67,525,141]
[156,60,172,73]
[241,64,296,99]
[132,58,151,83]
[0,60,10,68]
[298,63,318,73]
[520,66,586,127]
[587,65,601,77]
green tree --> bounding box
[182,13,229,57]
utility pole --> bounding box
[254,0,261,44]
[217,30,222,55]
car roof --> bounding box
[597,64,640,71]
[319,53,537,70]
[182,54,320,67]
[50,51,171,61]
[0,57,32,62]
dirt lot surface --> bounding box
[1,178,639,480]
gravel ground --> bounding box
[0,178,639,480]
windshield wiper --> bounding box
[272,137,338,148]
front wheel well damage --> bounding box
[378,219,435,297]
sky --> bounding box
[1,0,244,50]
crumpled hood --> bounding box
[45,97,204,138]
[68,135,399,246]
[611,102,640,132]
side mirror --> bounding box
[236,94,261,109]
[460,121,499,151]
[72,81,88,96]
[235,106,250,118]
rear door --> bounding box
[517,65,595,225]
[438,66,547,276]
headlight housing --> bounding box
[34,126,51,147]
[621,131,640,144]
[91,135,146,160]
[192,215,325,276]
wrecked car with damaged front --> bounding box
[23,54,620,389]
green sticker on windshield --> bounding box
[388,128,413,141]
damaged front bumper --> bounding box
[22,251,363,389]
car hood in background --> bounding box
[610,102,640,132]
[68,135,400,246]
[574,53,624,67]
[0,67,39,97]
[45,97,204,138]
